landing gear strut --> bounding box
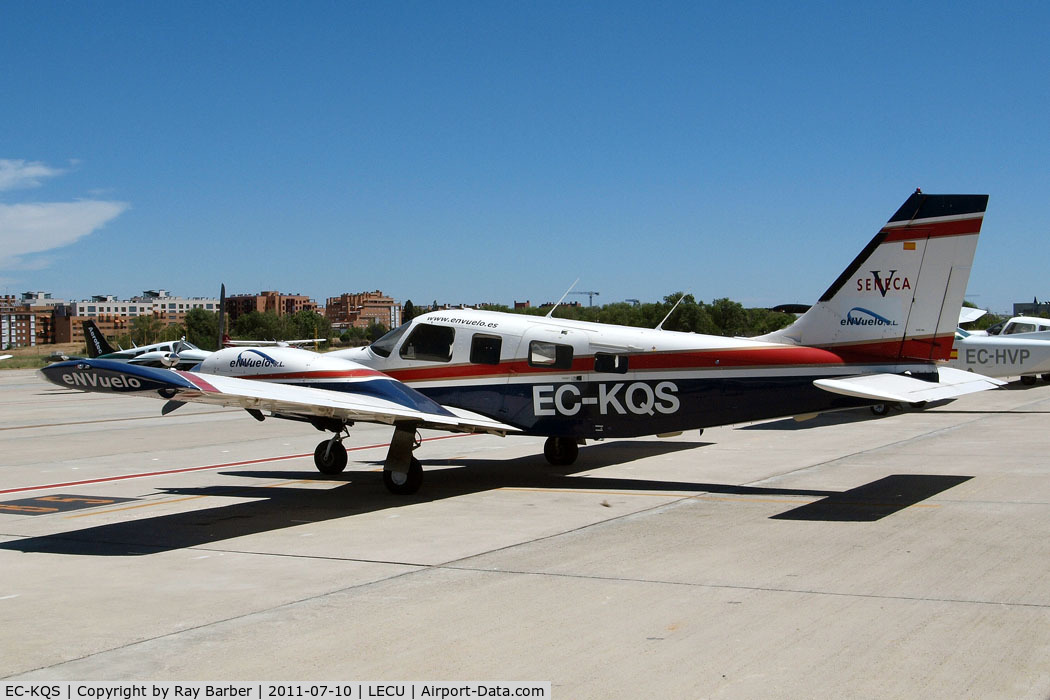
[544,436,579,466]
[311,422,424,494]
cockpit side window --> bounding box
[369,323,412,358]
[399,324,456,362]
[470,334,502,365]
[528,340,573,369]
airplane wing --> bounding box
[38,358,519,435]
[0,354,12,362]
[813,366,1005,404]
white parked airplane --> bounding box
[40,190,1001,494]
[948,309,1050,384]
[81,319,324,370]
[948,328,1050,383]
[82,320,211,370]
[980,315,1050,337]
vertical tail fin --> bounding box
[82,320,116,357]
[757,190,988,362]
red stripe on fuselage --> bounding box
[881,216,983,242]
[628,346,845,370]
[812,334,955,363]
[381,346,850,383]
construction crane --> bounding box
[569,290,600,306]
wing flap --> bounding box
[814,366,1004,403]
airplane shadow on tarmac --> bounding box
[0,440,971,556]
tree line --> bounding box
[409,293,799,337]
[116,308,335,351]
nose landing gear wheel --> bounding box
[383,457,423,495]
[314,438,348,474]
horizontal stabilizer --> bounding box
[814,366,1004,403]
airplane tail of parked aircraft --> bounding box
[757,190,988,363]
[82,320,117,358]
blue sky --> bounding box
[2,1,1048,313]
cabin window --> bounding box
[400,324,455,362]
[528,340,574,369]
[594,353,628,374]
[470,334,502,365]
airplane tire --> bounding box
[384,457,422,495]
[314,440,348,474]
[544,437,579,466]
[870,403,888,416]
[1042,374,1050,382]
[1021,375,1037,386]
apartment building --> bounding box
[225,291,319,323]
[53,290,220,345]
[1,293,64,348]
[325,291,401,330]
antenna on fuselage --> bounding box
[655,294,687,331]
[545,278,580,318]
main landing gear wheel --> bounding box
[383,457,423,495]
[1021,375,1037,386]
[314,438,348,474]
[544,436,579,466]
[870,403,889,416]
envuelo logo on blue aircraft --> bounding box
[229,350,285,368]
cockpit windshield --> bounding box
[369,323,411,358]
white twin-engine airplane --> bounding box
[40,190,1001,495]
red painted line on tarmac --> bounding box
[0,433,478,495]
